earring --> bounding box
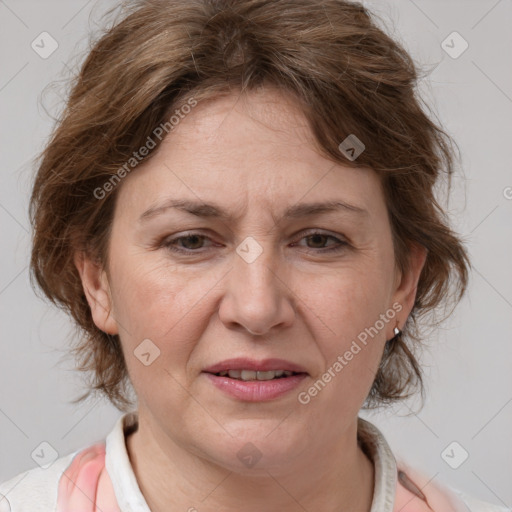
[386,320,402,347]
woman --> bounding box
[0,0,508,511]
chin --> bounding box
[201,420,309,473]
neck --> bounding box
[126,412,374,512]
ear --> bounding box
[74,251,119,335]
[391,242,428,328]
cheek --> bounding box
[303,262,391,338]
[109,251,222,364]
[107,256,205,402]
[295,261,391,398]
[298,275,389,412]
[111,252,180,330]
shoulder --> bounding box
[0,451,78,511]
[0,442,107,512]
[452,488,511,512]
[395,457,511,512]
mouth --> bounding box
[203,357,308,378]
[211,369,303,381]
[202,358,308,401]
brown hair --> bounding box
[29,0,470,412]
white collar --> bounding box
[105,412,398,511]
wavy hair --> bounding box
[29,0,470,412]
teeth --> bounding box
[240,370,257,380]
[216,370,296,380]
[256,371,276,380]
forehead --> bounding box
[116,87,384,221]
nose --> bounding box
[217,242,296,337]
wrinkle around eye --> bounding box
[156,230,353,257]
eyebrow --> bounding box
[139,198,368,223]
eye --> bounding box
[161,230,347,255]
[291,230,348,253]
[163,233,213,253]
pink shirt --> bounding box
[1,413,509,512]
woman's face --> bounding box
[80,87,425,473]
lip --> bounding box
[204,372,308,401]
[202,357,308,374]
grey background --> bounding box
[1,0,511,507]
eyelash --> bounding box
[161,230,348,255]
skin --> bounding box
[76,86,427,512]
